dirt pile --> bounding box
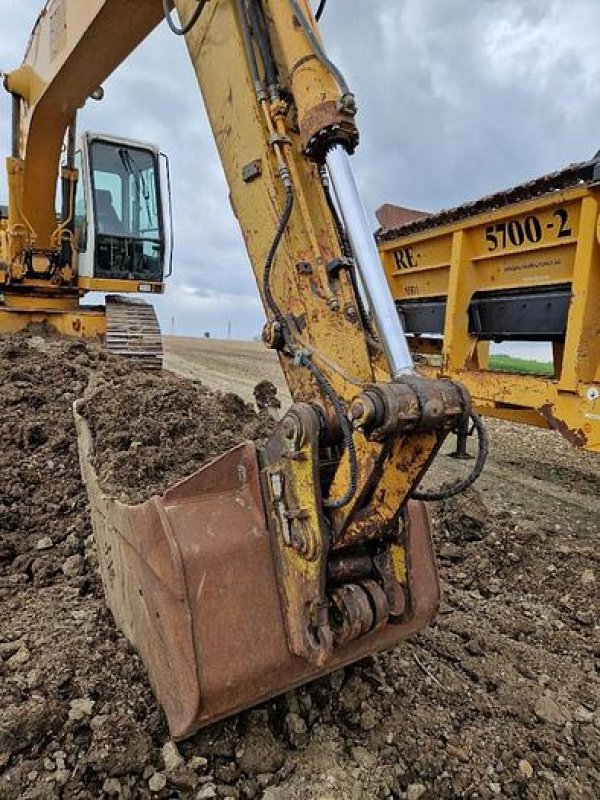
[1,331,599,799]
[80,368,275,504]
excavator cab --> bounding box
[70,133,172,287]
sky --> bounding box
[2,0,600,351]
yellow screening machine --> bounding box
[377,161,600,453]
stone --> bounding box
[216,786,239,799]
[284,712,307,747]
[197,784,217,798]
[149,772,167,793]
[534,695,566,725]
[102,778,122,796]
[0,697,63,754]
[574,706,594,723]
[68,698,95,721]
[162,740,184,771]
[518,759,534,779]
[6,645,30,668]
[351,747,377,769]
[36,536,53,550]
[167,768,199,791]
[189,755,209,771]
[0,640,23,660]
[62,554,84,577]
[407,784,427,800]
[236,711,284,775]
[581,569,595,585]
[359,707,378,731]
[574,610,594,625]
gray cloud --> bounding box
[2,0,600,342]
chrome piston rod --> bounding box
[325,145,414,378]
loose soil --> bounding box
[1,332,598,800]
[80,369,274,504]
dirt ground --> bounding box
[1,332,598,800]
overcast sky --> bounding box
[2,0,600,345]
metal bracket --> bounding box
[260,403,333,666]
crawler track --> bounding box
[105,295,162,370]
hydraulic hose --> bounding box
[411,413,489,502]
[289,0,353,101]
[247,0,279,92]
[263,185,295,335]
[299,355,358,510]
[162,0,207,35]
[315,0,327,21]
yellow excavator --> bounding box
[1,5,171,366]
[2,0,487,739]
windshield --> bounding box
[89,140,161,240]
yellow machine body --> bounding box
[379,179,600,452]
[1,2,168,348]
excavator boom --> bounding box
[4,0,483,737]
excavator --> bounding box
[2,0,487,739]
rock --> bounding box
[102,777,122,796]
[351,747,377,769]
[6,645,30,668]
[574,705,594,723]
[215,763,239,784]
[359,707,378,731]
[284,712,307,747]
[534,695,566,725]
[216,785,239,799]
[0,696,64,754]
[54,769,70,784]
[197,784,217,798]
[90,715,109,731]
[407,783,427,800]
[581,569,595,585]
[68,697,95,721]
[438,543,464,562]
[574,610,594,625]
[236,711,285,775]
[518,759,533,779]
[35,536,53,550]
[162,740,184,771]
[446,743,469,761]
[62,554,84,577]
[189,756,209,771]
[84,713,153,775]
[167,767,199,791]
[149,772,167,793]
[0,641,23,660]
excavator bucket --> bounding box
[73,400,440,740]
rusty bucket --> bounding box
[73,399,439,740]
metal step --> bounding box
[105,295,163,370]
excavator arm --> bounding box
[5,0,482,736]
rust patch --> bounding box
[539,403,588,448]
